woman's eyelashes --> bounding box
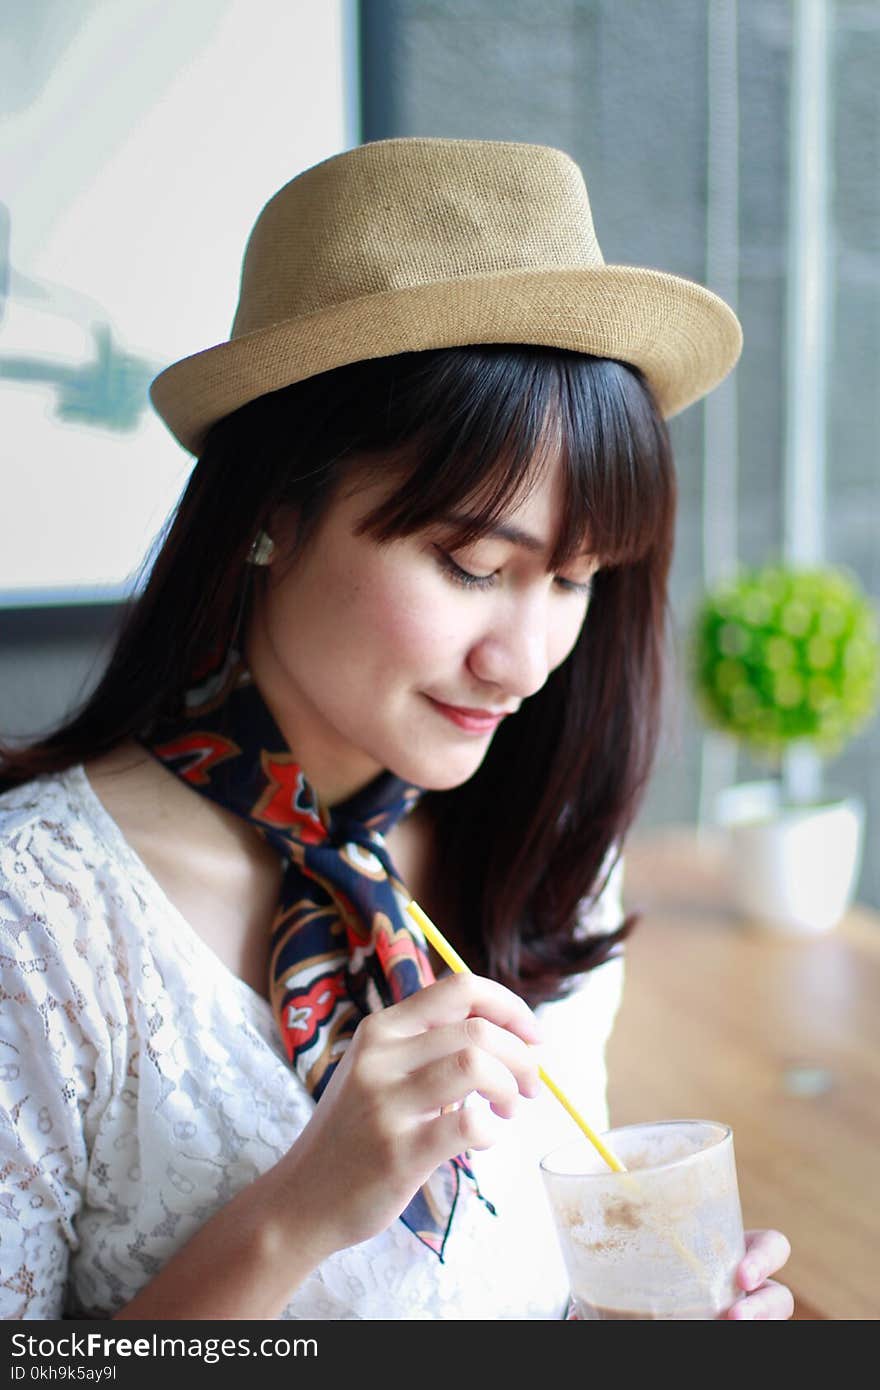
[434,547,495,590]
[433,546,592,597]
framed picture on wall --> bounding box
[0,0,357,608]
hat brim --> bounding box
[149,265,742,455]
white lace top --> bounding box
[0,767,625,1321]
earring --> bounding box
[248,531,275,566]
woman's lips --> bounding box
[426,697,509,734]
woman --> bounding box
[0,138,792,1319]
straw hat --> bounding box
[149,137,742,456]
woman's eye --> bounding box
[434,548,496,590]
[556,577,593,597]
[434,547,593,599]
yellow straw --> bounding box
[405,898,627,1174]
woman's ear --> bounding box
[266,504,302,554]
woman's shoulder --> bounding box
[0,764,97,863]
[0,766,129,1105]
[0,762,144,967]
[0,761,127,872]
[0,744,193,897]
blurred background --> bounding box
[1,0,878,906]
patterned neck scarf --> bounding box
[138,646,493,1260]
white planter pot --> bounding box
[714,780,865,935]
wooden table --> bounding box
[605,828,880,1321]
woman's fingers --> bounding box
[727,1279,795,1320]
[409,1095,507,1168]
[390,1015,541,1100]
[350,979,542,1119]
[726,1230,794,1320]
[299,972,545,1249]
[396,1041,524,1120]
[737,1229,792,1290]
[371,971,543,1045]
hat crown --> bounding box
[231,138,604,337]
[151,136,743,455]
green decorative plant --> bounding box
[689,562,880,771]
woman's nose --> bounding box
[466,592,553,701]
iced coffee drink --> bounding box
[541,1120,746,1320]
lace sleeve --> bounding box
[0,827,110,1320]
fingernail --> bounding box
[733,1300,754,1319]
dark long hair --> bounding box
[0,345,676,1005]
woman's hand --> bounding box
[274,972,543,1257]
[726,1229,794,1319]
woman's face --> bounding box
[245,447,599,805]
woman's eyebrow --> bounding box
[440,514,548,553]
[441,513,594,559]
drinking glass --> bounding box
[540,1120,747,1319]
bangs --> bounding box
[345,346,672,571]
